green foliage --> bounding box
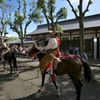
[29,0,43,23]
[6,0,43,47]
[89,0,93,4]
[56,24,63,33]
[37,0,67,32]
[14,11,24,25]
[37,0,45,9]
[0,2,12,38]
[29,9,43,23]
[75,8,78,14]
[56,7,67,20]
[8,37,19,42]
[0,0,5,3]
[48,0,56,12]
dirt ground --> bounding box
[0,57,100,100]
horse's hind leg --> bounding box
[3,61,6,71]
[50,73,60,96]
[13,60,19,75]
[73,79,83,100]
[8,61,13,74]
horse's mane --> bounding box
[35,47,45,61]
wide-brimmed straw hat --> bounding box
[48,29,59,34]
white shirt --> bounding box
[44,37,58,50]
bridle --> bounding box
[31,42,43,56]
[30,37,46,56]
[33,51,41,55]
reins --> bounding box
[34,51,42,55]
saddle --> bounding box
[0,47,7,51]
[40,53,53,70]
[40,48,61,70]
[0,47,8,58]
[60,54,82,65]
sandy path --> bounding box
[0,57,100,100]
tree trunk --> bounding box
[21,37,24,47]
[79,16,85,55]
[79,0,85,55]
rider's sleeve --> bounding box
[44,38,58,50]
[3,43,7,47]
[37,46,44,51]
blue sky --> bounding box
[6,0,100,37]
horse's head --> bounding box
[28,43,40,57]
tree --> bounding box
[64,0,92,54]
[0,0,5,3]
[8,36,19,42]
[0,1,12,43]
[8,0,43,47]
[37,0,67,32]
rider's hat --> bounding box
[48,26,59,35]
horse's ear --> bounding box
[33,44,35,47]
[34,42,38,48]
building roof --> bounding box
[27,14,100,36]
[7,37,34,44]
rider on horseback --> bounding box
[41,29,61,72]
[0,38,9,62]
[37,28,61,96]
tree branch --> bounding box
[24,20,31,37]
[55,14,63,24]
[42,7,50,29]
[83,0,92,16]
[67,0,78,18]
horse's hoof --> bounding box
[37,88,42,93]
[56,92,61,97]
[9,73,12,75]
[4,69,6,72]
[56,89,61,97]
[17,73,19,76]
[37,88,46,93]
[16,71,19,76]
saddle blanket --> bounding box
[60,54,78,60]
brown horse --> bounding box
[0,48,18,75]
[28,44,91,100]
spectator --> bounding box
[81,52,88,60]
[76,51,81,58]
[69,46,73,54]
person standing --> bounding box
[81,52,88,60]
[2,39,9,50]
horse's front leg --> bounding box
[8,61,13,74]
[15,64,19,76]
[13,61,19,76]
[38,70,46,92]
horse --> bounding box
[0,48,19,75]
[28,44,92,100]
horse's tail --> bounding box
[12,52,17,69]
[81,58,92,83]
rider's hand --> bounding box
[40,47,45,51]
